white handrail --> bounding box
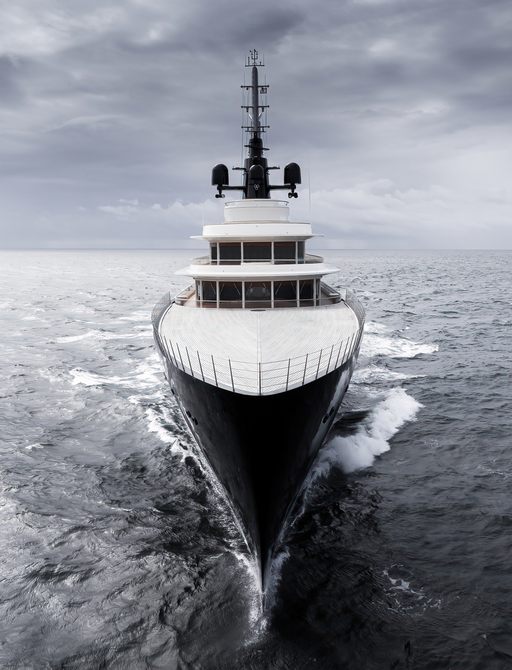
[159,328,362,396]
[152,289,366,396]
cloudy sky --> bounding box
[1,0,511,249]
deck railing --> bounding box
[345,289,366,330]
[190,253,325,266]
[151,292,174,354]
[151,291,172,325]
[157,328,362,396]
[151,288,365,395]
[174,283,343,308]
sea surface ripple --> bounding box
[1,249,511,669]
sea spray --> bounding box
[315,387,422,475]
[362,321,438,360]
[232,551,265,631]
[263,546,291,611]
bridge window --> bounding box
[219,281,243,304]
[274,241,296,263]
[208,240,308,265]
[243,242,272,262]
[219,242,241,264]
[245,281,271,308]
[195,278,329,308]
[201,280,217,303]
[299,279,314,306]
[274,280,297,304]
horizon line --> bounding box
[1,247,511,252]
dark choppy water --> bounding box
[1,249,511,669]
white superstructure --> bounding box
[157,199,361,396]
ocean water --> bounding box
[1,249,511,669]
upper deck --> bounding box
[177,200,339,297]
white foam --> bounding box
[69,357,162,391]
[352,364,415,384]
[145,406,181,446]
[142,401,196,463]
[365,321,390,335]
[263,547,290,611]
[363,332,438,359]
[127,391,164,404]
[232,551,263,630]
[314,387,422,475]
[57,329,150,343]
[361,321,438,360]
[57,330,98,343]
[118,310,151,322]
[133,357,162,384]
[98,330,150,340]
[384,571,415,594]
[69,367,142,387]
[383,567,442,611]
[69,368,107,386]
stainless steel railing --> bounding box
[156,328,362,396]
[151,287,365,395]
[190,253,325,266]
[345,289,366,330]
[151,291,172,325]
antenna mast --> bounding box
[211,51,301,200]
[241,49,270,198]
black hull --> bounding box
[160,349,359,578]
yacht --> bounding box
[152,51,365,582]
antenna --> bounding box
[308,165,312,218]
[240,50,270,197]
[246,49,264,67]
[211,51,302,200]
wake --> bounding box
[314,387,422,476]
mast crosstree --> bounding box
[212,50,301,200]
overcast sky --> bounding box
[1,0,511,249]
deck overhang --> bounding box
[176,262,339,280]
[194,222,315,241]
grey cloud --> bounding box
[0,55,29,104]
[0,0,511,248]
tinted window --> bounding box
[243,242,271,261]
[219,243,241,261]
[202,281,216,302]
[299,280,314,300]
[274,281,297,301]
[219,282,243,301]
[245,282,271,307]
[274,241,296,261]
[245,282,271,300]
